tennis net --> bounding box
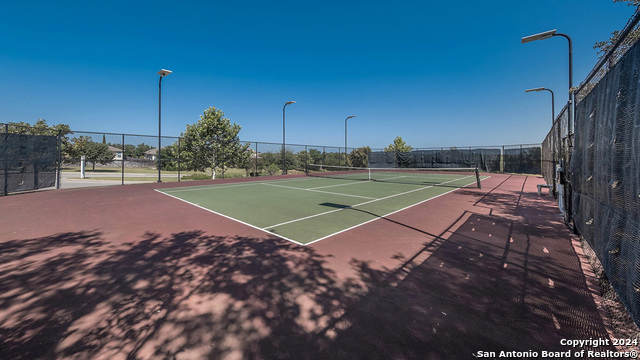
[306,164,481,189]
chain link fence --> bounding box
[541,8,640,329]
[1,121,545,194]
[368,145,540,173]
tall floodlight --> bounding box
[523,29,573,221]
[344,116,356,165]
[525,87,555,125]
[522,30,573,135]
[282,101,296,174]
[157,69,172,182]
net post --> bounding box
[475,168,481,189]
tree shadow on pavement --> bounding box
[0,230,367,359]
[308,177,616,359]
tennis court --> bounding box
[157,166,485,245]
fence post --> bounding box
[178,137,181,182]
[519,144,523,173]
[394,149,398,168]
[255,142,258,176]
[323,146,326,165]
[501,145,505,173]
[56,130,62,190]
[121,134,125,185]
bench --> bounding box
[537,184,552,196]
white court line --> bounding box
[308,180,372,190]
[372,175,408,181]
[153,189,304,246]
[305,178,480,246]
[156,175,489,247]
[161,176,317,193]
[262,175,473,230]
[262,182,378,200]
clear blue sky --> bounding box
[0,1,636,149]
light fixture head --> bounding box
[285,101,296,105]
[158,69,172,77]
[521,29,557,44]
[526,87,546,93]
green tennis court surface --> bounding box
[157,170,485,245]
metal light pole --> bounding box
[282,101,295,174]
[344,116,356,166]
[522,30,573,225]
[157,69,172,182]
[521,30,573,136]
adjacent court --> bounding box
[157,167,484,245]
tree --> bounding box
[348,146,371,168]
[5,119,73,159]
[5,119,70,137]
[308,149,324,164]
[280,148,299,172]
[594,1,640,58]
[67,136,114,170]
[323,151,342,166]
[122,144,135,159]
[384,136,413,153]
[613,0,640,6]
[134,143,153,158]
[5,119,71,137]
[179,107,250,178]
[257,152,279,174]
[297,151,311,170]
[384,137,413,168]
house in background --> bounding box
[144,148,158,161]
[108,146,124,160]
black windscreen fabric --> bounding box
[369,149,501,172]
[1,133,57,194]
[570,40,640,326]
[503,147,542,174]
[368,151,395,168]
[475,149,501,172]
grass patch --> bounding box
[62,166,186,175]
[84,177,179,182]
[181,173,212,180]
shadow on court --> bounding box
[312,181,615,359]
[0,175,618,359]
[0,229,373,359]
